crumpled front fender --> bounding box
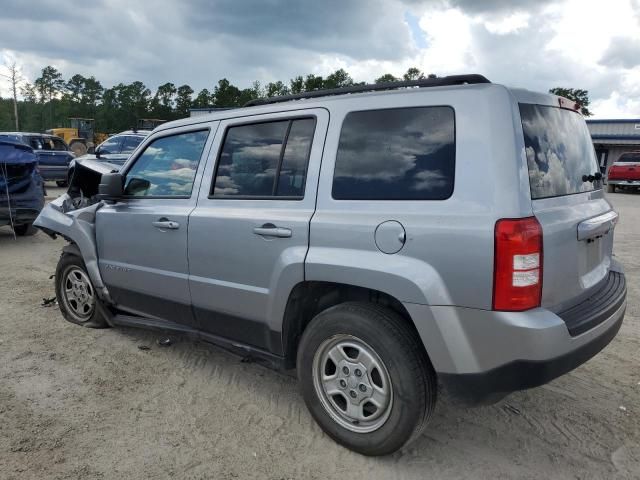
[34,194,112,303]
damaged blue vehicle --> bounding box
[0,139,45,236]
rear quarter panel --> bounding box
[308,84,533,309]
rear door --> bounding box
[188,109,328,353]
[520,103,616,311]
[29,136,72,179]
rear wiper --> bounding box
[582,172,603,183]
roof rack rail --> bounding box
[244,74,490,107]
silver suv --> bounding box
[35,75,626,456]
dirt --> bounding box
[0,187,638,479]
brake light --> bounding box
[493,217,543,311]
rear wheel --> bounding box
[13,223,37,236]
[55,252,107,328]
[297,302,436,456]
[607,183,616,193]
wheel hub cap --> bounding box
[312,334,393,433]
[61,266,95,322]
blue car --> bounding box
[0,139,45,236]
[0,132,75,186]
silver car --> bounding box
[35,75,626,456]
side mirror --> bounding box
[98,172,123,201]
[123,177,151,196]
[95,147,101,158]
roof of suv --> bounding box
[155,76,568,133]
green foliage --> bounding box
[1,64,536,134]
[375,73,399,84]
[548,87,592,116]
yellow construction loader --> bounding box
[47,118,108,156]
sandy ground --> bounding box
[0,186,638,479]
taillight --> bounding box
[493,217,543,311]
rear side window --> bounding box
[520,104,600,199]
[332,107,455,200]
[212,118,316,198]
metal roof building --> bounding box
[587,119,640,172]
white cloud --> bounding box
[0,0,639,118]
[483,12,530,35]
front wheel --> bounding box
[55,252,108,328]
[297,302,437,456]
[13,223,37,236]
[607,183,616,193]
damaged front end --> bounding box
[34,158,119,303]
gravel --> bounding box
[0,187,638,479]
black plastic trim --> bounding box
[439,303,625,406]
[558,271,626,336]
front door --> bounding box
[96,126,214,326]
[188,109,328,353]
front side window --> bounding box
[98,136,123,154]
[121,135,145,154]
[212,118,316,198]
[123,130,208,197]
[332,107,455,200]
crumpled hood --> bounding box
[0,140,37,166]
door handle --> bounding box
[152,218,180,230]
[253,223,292,238]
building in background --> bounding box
[587,119,640,173]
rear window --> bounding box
[332,106,455,200]
[617,153,640,163]
[27,136,67,151]
[520,104,600,199]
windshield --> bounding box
[617,153,640,163]
[520,104,600,199]
[27,136,68,151]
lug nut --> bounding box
[339,379,347,388]
[342,366,350,375]
[349,390,357,398]
[359,384,367,392]
[355,369,362,377]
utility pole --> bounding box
[1,61,21,130]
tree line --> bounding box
[0,65,435,134]
[0,63,591,135]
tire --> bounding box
[56,180,68,188]
[13,223,37,236]
[55,252,108,328]
[297,302,437,456]
[607,183,616,193]
[69,140,88,157]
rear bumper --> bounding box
[0,207,41,226]
[38,165,68,181]
[608,180,640,186]
[404,270,626,405]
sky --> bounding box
[0,0,639,118]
